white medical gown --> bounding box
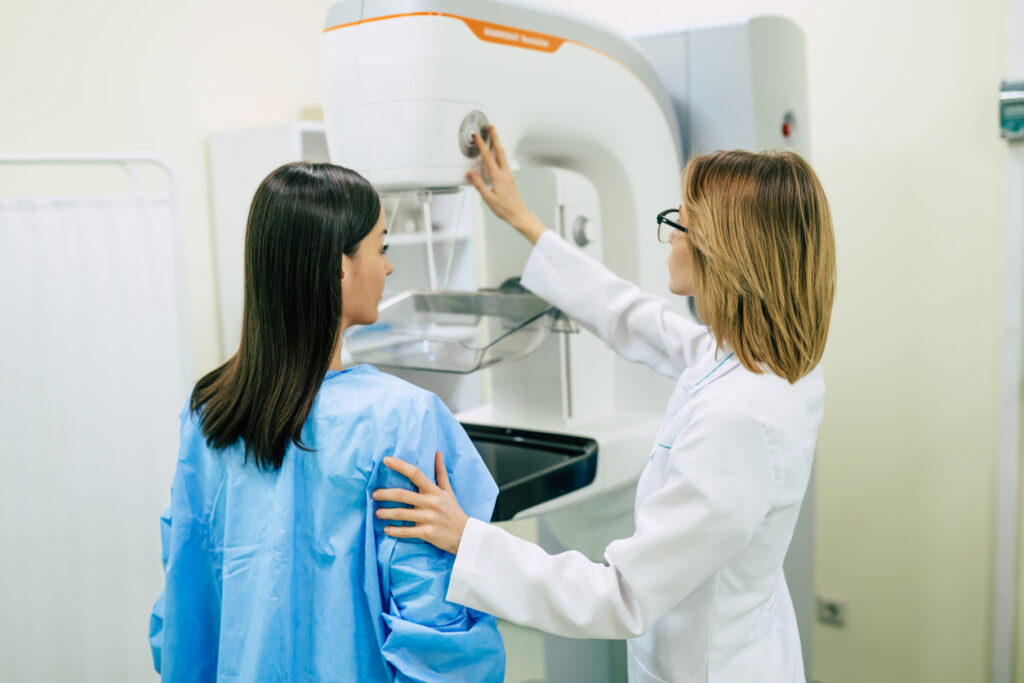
[149,365,504,682]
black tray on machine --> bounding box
[461,423,598,522]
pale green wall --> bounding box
[0,0,1014,681]
[0,0,332,376]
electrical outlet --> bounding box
[816,596,847,627]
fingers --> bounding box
[490,126,508,168]
[434,452,452,492]
[372,487,423,506]
[475,132,498,175]
[382,456,435,492]
[466,169,494,200]
[375,505,430,523]
[382,525,424,540]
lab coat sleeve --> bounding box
[375,395,505,683]
[148,505,172,673]
[446,400,774,639]
[521,230,712,378]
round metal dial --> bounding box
[458,110,491,158]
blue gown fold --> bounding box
[150,365,504,682]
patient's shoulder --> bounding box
[316,364,446,421]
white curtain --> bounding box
[0,194,191,682]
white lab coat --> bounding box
[447,231,823,682]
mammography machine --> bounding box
[320,1,811,679]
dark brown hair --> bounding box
[684,150,836,383]
[191,162,380,469]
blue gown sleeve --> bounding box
[148,412,222,682]
[148,505,172,673]
[374,394,505,683]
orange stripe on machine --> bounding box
[462,17,564,53]
[323,12,566,54]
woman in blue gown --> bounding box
[149,162,504,682]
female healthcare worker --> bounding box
[373,128,836,682]
[149,162,504,682]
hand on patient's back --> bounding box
[373,451,470,555]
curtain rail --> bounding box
[0,153,175,198]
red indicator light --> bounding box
[782,122,792,138]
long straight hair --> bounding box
[191,162,380,470]
[684,150,836,383]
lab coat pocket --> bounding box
[648,443,667,461]
[652,412,684,459]
[650,421,677,461]
[638,440,675,504]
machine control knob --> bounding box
[572,215,595,247]
[459,110,491,158]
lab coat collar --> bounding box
[686,344,741,395]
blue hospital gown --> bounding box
[149,365,505,682]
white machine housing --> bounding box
[321,0,808,522]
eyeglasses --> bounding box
[657,208,687,243]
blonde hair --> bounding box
[683,150,836,383]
